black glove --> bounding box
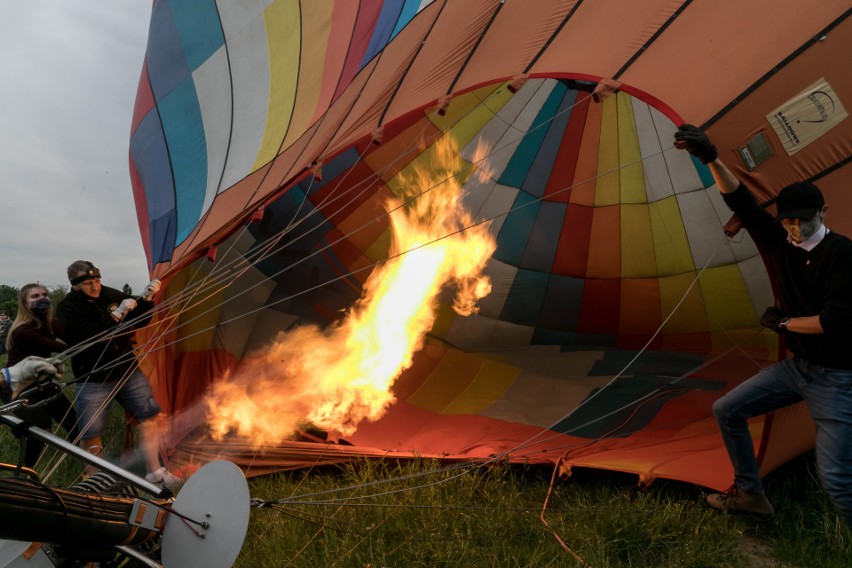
[674,124,718,164]
[760,307,789,333]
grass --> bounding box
[1,352,849,566]
[235,456,849,567]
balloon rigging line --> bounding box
[541,460,592,568]
[39,235,267,477]
[193,81,597,315]
[45,143,731,496]
[234,330,748,506]
[507,229,729,449]
[128,76,520,319]
[206,135,712,338]
[28,331,766,517]
[40,322,730,507]
[48,131,739,474]
[248,240,767,505]
[128,84,595,340]
[55,131,412,379]
[118,77,562,324]
[56,79,581,362]
[506,330,766,460]
[468,235,764,458]
[40,309,760,499]
[254,346,746,508]
[188,89,718,464]
[260,499,715,515]
[55,80,575,378]
[39,365,152,483]
[253,400,687,507]
[51,56,374,364]
[32,84,751,495]
[34,315,164,480]
[32,325,144,478]
[64,93,441,354]
[260,382,699,506]
[87,80,638,374]
[186,87,703,346]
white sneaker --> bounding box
[145,466,181,493]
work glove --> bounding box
[4,356,64,399]
[142,279,162,301]
[111,298,138,321]
[759,306,789,333]
[674,124,718,164]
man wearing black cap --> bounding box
[56,260,178,490]
[675,125,852,528]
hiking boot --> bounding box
[706,484,774,521]
[145,466,182,494]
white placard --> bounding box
[766,78,847,156]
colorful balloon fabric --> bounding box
[130,1,852,489]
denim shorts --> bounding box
[75,368,161,438]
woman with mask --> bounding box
[5,283,80,469]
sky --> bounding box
[0,2,154,291]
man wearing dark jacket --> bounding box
[675,125,852,528]
[0,312,11,355]
[56,260,177,489]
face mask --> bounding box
[31,297,52,314]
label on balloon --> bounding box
[767,78,847,156]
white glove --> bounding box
[142,279,162,301]
[4,356,63,399]
[111,298,138,321]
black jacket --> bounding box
[724,183,852,369]
[56,286,154,382]
[6,316,65,366]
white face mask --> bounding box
[781,209,825,244]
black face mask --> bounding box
[31,298,52,314]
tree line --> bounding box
[0,283,132,318]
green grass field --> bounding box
[234,455,849,567]
[1,353,849,566]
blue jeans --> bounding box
[713,357,852,527]
[75,368,161,438]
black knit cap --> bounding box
[775,182,824,221]
[68,261,101,285]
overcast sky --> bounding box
[0,2,153,291]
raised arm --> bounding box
[674,124,740,194]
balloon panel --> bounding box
[130,1,851,489]
[143,78,781,490]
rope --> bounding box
[33,79,771,511]
[541,455,592,567]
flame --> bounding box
[206,136,495,445]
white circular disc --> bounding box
[161,460,250,568]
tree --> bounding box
[0,285,69,319]
[0,285,19,319]
[49,285,68,307]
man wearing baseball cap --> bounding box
[675,125,852,528]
